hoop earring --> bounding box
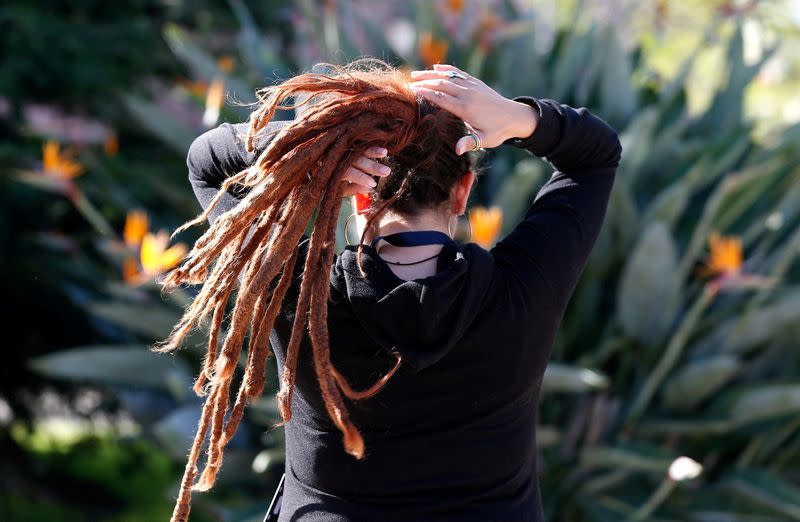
[344,212,358,246]
[447,214,457,240]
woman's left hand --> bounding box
[409,64,540,155]
[341,146,391,196]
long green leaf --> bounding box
[724,469,800,520]
[28,345,191,394]
[663,355,741,412]
[616,221,682,348]
[542,363,609,393]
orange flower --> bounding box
[418,32,448,67]
[179,78,209,98]
[203,77,225,127]
[104,131,119,157]
[217,56,235,73]
[123,257,140,283]
[123,209,149,248]
[445,0,464,13]
[697,230,775,295]
[468,206,503,248]
[43,141,84,180]
[698,231,742,278]
[121,209,187,285]
[140,231,187,275]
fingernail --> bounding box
[375,147,388,156]
[369,178,377,187]
[379,165,391,175]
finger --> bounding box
[410,86,462,116]
[409,78,466,97]
[409,70,473,83]
[455,130,484,156]
[352,156,391,178]
[363,146,388,159]
[432,63,475,80]
[342,181,373,197]
[342,166,378,187]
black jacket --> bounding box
[187,96,621,522]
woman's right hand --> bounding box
[409,64,540,155]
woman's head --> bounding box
[370,95,476,216]
[154,58,478,522]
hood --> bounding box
[329,241,494,371]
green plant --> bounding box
[14,1,800,520]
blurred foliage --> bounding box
[2,0,800,521]
[3,423,178,522]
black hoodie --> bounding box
[187,97,621,522]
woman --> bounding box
[157,59,621,522]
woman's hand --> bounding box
[341,146,391,196]
[409,64,540,155]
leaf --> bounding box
[491,159,546,234]
[726,384,800,426]
[121,94,196,155]
[542,363,609,393]
[163,23,256,107]
[153,405,204,459]
[86,301,182,340]
[579,444,675,473]
[537,426,561,448]
[617,107,659,179]
[28,345,191,394]
[690,512,790,522]
[637,418,734,437]
[663,355,741,412]
[153,405,256,487]
[642,177,692,229]
[497,18,545,96]
[228,0,288,79]
[678,163,775,280]
[699,24,779,136]
[599,26,636,125]
[551,25,596,101]
[616,221,681,348]
[691,287,800,357]
[724,469,800,520]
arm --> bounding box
[187,120,289,225]
[187,120,391,225]
[410,64,621,311]
[492,96,621,310]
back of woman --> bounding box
[160,59,621,522]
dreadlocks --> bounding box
[153,58,475,522]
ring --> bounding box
[444,70,467,80]
[465,131,482,150]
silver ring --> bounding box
[465,131,482,150]
[444,70,467,80]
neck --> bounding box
[365,209,449,241]
[357,208,452,281]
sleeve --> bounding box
[186,119,291,225]
[490,97,622,312]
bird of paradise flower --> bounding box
[468,205,503,248]
[123,209,188,286]
[696,230,775,296]
[418,32,448,68]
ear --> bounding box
[452,170,476,215]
